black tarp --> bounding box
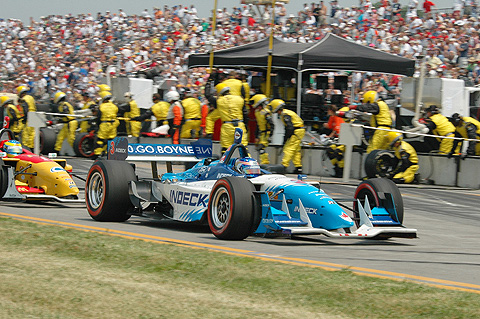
[187,33,415,76]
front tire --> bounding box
[353,178,404,226]
[207,177,257,240]
[85,160,137,222]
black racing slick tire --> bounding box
[73,132,95,158]
[40,128,57,155]
[0,159,8,199]
[353,178,404,227]
[364,149,399,178]
[207,177,257,240]
[85,159,137,222]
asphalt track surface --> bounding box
[1,156,480,294]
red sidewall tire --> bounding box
[207,177,255,240]
[207,179,233,236]
[85,163,106,218]
[85,160,136,222]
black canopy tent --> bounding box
[187,33,416,113]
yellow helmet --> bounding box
[16,86,29,95]
[97,84,111,92]
[362,91,378,103]
[250,94,268,108]
[3,140,22,157]
[0,96,13,107]
[269,99,286,113]
[53,92,66,104]
[99,91,113,103]
[215,83,230,95]
[386,131,403,147]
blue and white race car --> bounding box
[85,129,416,240]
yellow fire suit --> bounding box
[94,101,119,156]
[326,144,345,177]
[391,141,419,184]
[151,101,170,126]
[222,78,245,99]
[54,101,78,152]
[357,100,392,153]
[280,109,305,169]
[20,94,36,148]
[79,100,97,133]
[255,106,274,164]
[425,113,457,154]
[205,108,220,137]
[124,99,141,137]
[181,97,202,138]
[454,116,480,155]
[4,103,24,139]
[217,94,248,152]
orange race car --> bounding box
[0,128,81,203]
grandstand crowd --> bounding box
[1,1,480,107]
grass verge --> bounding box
[0,217,478,319]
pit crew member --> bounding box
[273,100,305,174]
[53,91,78,154]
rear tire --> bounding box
[364,149,398,178]
[73,132,95,158]
[353,178,404,226]
[207,177,257,240]
[85,160,137,222]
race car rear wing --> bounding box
[107,137,213,174]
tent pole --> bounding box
[265,0,276,98]
[208,0,218,73]
[297,55,303,115]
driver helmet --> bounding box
[3,140,22,157]
[235,157,261,177]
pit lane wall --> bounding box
[253,145,480,189]
[131,136,480,189]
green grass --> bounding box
[0,217,478,319]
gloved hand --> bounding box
[461,153,468,160]
[346,111,356,119]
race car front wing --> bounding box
[253,192,417,239]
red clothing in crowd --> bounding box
[423,0,435,13]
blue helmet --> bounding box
[235,157,261,177]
